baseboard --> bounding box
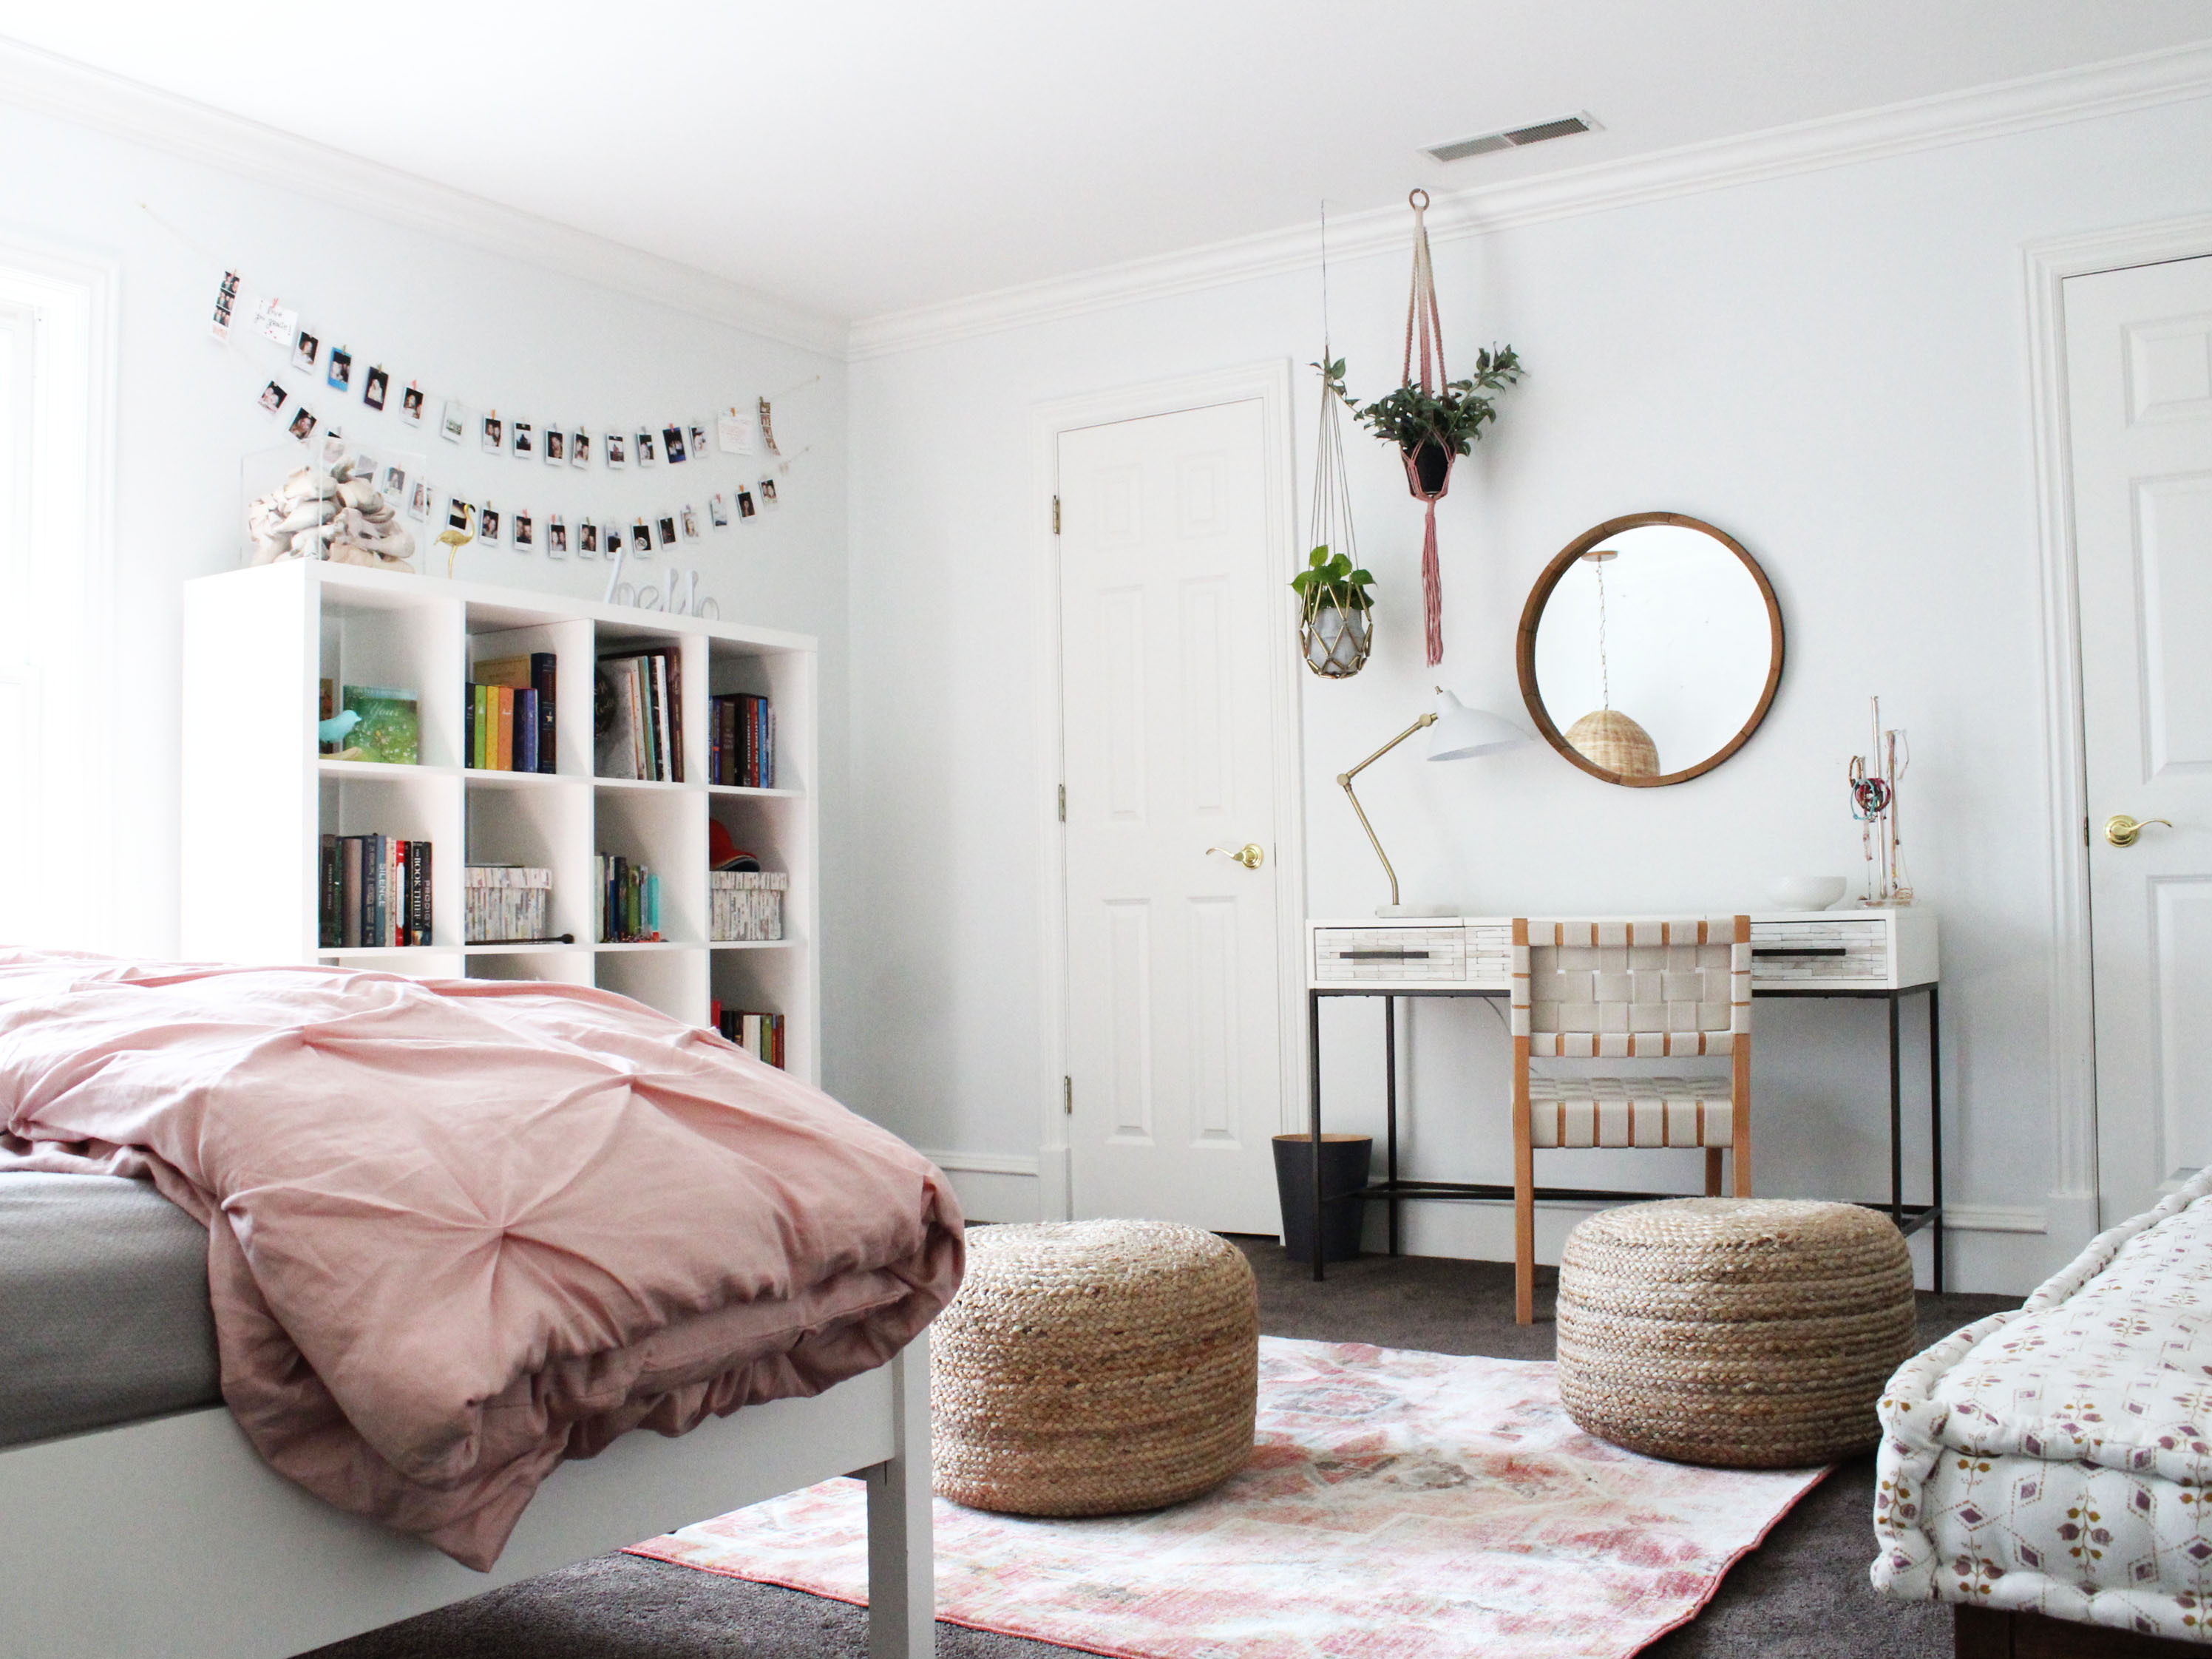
[1944,1205,2046,1233]
[919,1150,1042,1224]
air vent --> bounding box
[1425,113,1595,163]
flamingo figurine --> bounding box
[437,505,478,577]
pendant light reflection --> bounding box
[1565,549,1659,779]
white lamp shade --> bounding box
[1427,689,1532,761]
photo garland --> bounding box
[218,268,803,611]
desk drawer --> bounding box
[1314,926,1465,983]
[1751,918,1890,984]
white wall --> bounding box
[0,100,861,1081]
[844,97,2212,1290]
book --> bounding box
[595,666,637,779]
[665,651,684,783]
[319,679,338,756]
[339,687,420,766]
[495,687,515,772]
[340,838,362,948]
[516,688,539,773]
[530,652,557,773]
[319,835,339,947]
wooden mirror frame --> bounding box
[1515,511,1785,788]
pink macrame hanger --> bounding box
[1400,189,1449,665]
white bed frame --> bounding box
[0,1334,932,1659]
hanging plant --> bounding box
[1326,189,1525,667]
[1292,543,1375,678]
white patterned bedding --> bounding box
[1872,1168,2212,1643]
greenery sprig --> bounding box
[1291,546,1375,613]
[1316,347,1524,457]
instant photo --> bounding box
[570,428,589,469]
[549,516,569,557]
[407,480,434,520]
[479,503,501,543]
[631,517,652,554]
[288,407,318,442]
[512,420,534,458]
[579,518,599,557]
[759,477,778,506]
[401,383,426,425]
[680,505,699,540]
[662,424,688,464]
[545,428,566,465]
[514,509,535,549]
[381,464,407,498]
[657,515,677,549]
[688,424,709,462]
[363,365,390,411]
[603,524,622,556]
[708,493,729,528]
[736,486,756,518]
[447,498,475,532]
[481,414,503,452]
[440,400,466,443]
[292,330,319,372]
[258,380,289,416]
[636,430,657,466]
[327,347,351,392]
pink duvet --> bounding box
[0,951,963,1569]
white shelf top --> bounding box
[708,939,802,951]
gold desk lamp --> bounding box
[1341,688,1530,917]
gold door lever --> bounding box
[2106,814,2174,847]
[1207,843,1266,870]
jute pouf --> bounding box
[1555,1198,1917,1468]
[930,1219,1258,1516]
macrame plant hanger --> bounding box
[1300,203,1371,678]
[1401,188,1450,666]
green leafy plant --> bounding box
[1317,347,1524,457]
[1291,545,1375,613]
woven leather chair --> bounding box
[1511,916,1752,1324]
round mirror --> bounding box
[1516,512,1783,787]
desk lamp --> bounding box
[1340,688,1530,917]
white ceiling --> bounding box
[2,1,2207,322]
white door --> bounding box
[1059,400,1286,1233]
[2069,255,2212,1224]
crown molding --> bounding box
[0,35,849,359]
[849,38,2212,359]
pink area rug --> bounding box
[628,1336,1828,1659]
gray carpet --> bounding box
[309,1241,2015,1659]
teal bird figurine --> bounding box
[319,709,362,747]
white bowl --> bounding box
[1768,876,1848,912]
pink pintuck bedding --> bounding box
[0,951,963,1570]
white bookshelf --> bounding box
[180,561,821,1085]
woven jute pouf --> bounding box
[1555,1198,1917,1468]
[930,1218,1258,1516]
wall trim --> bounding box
[1944,1204,2048,1235]
[1026,359,1307,1224]
[919,1150,1041,1179]
[0,36,846,358]
[2022,211,2212,1257]
[850,40,2212,359]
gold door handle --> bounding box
[1207,842,1266,870]
[2106,815,2174,847]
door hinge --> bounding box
[1051,495,1061,535]
[2085,815,2091,847]
[1062,1076,1073,1115]
[1057,783,1066,822]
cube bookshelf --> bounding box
[180,561,820,1085]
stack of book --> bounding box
[319,835,432,948]
[596,651,684,782]
[467,653,557,773]
[596,855,662,943]
[464,866,552,944]
[709,693,775,787]
[709,869,788,941]
[711,1004,785,1068]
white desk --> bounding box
[1300,909,1942,1286]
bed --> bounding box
[0,954,958,1659]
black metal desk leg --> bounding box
[1385,995,1400,1258]
[1928,983,1944,1294]
[1309,989,1326,1283]
[1888,994,1904,1232]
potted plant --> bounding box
[1291,543,1375,679]
[1326,347,1524,495]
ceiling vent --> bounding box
[1425,113,1595,163]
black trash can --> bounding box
[1272,1133,1373,1264]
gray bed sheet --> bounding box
[0,1173,221,1447]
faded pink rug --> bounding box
[628,1337,1828,1659]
